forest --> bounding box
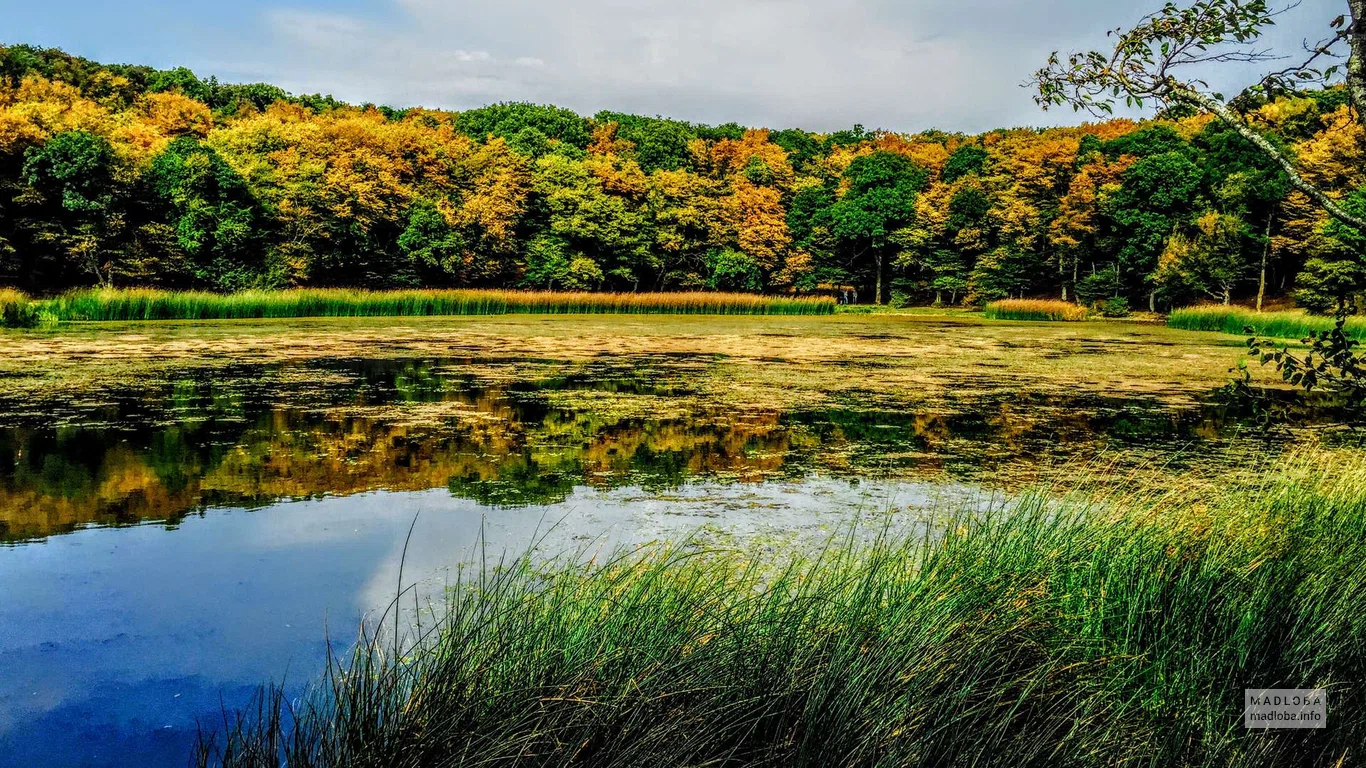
[1,43,1363,311]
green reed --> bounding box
[197,456,1366,767]
[19,288,833,322]
[1168,305,1366,340]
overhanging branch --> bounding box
[1168,83,1366,234]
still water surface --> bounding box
[0,346,1271,766]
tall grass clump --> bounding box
[1168,305,1366,340]
[198,457,1366,767]
[983,298,1088,322]
[40,288,834,322]
[0,288,37,328]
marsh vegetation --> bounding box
[197,454,1366,768]
[1169,305,1366,340]
[0,288,833,327]
[982,299,1090,322]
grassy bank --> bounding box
[1168,305,1366,340]
[984,298,1088,322]
[0,288,834,325]
[199,458,1365,767]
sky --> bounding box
[0,0,1347,134]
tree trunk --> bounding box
[1349,0,1366,131]
[1257,215,1272,312]
[1149,291,1156,313]
[875,253,884,306]
[1222,287,1231,306]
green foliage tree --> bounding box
[1107,151,1204,309]
[925,249,970,305]
[1034,0,1366,412]
[398,201,467,282]
[148,67,213,103]
[1033,0,1366,234]
[1103,125,1188,159]
[595,113,697,172]
[531,155,654,290]
[1,40,1364,316]
[705,248,762,292]
[1155,211,1252,305]
[521,234,604,290]
[146,136,263,290]
[1075,265,1123,305]
[1196,121,1291,310]
[20,130,125,286]
[970,247,1040,302]
[829,151,928,303]
[769,129,823,172]
[458,103,593,151]
[942,145,988,182]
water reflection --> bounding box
[0,356,1250,543]
[0,479,946,767]
[0,351,1305,768]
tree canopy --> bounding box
[0,42,1363,311]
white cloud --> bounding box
[245,0,1342,133]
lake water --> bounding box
[0,317,1309,767]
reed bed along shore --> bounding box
[0,287,32,327]
[1168,305,1366,340]
[0,288,834,325]
[198,457,1366,767]
[983,298,1088,322]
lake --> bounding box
[0,313,1335,766]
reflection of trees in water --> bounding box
[791,392,1240,480]
[450,415,804,507]
[0,356,1252,542]
[0,368,806,541]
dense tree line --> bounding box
[0,43,1362,310]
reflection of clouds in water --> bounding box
[352,479,953,617]
[0,476,962,765]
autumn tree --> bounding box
[4,41,1366,310]
[644,168,725,288]
[1155,210,1252,303]
[980,133,1079,301]
[898,178,989,305]
[1050,137,1136,301]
